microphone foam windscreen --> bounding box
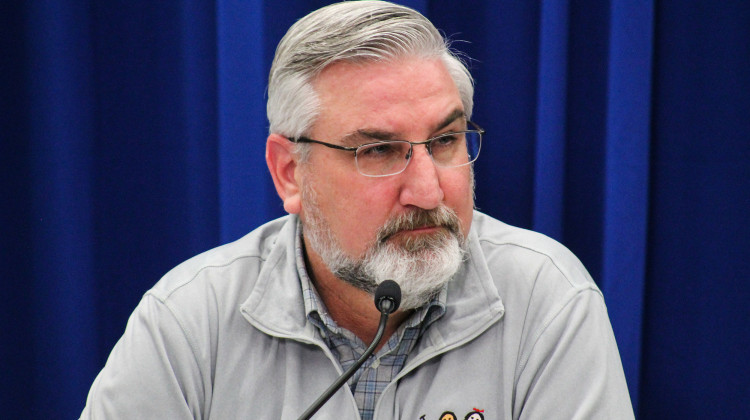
[374,280,401,312]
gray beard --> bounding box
[301,185,467,310]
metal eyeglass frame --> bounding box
[286,120,484,177]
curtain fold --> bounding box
[532,0,569,241]
[217,0,281,244]
[598,0,653,404]
[24,1,99,416]
[3,0,748,418]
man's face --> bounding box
[298,57,475,301]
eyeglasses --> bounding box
[287,121,484,177]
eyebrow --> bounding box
[340,108,466,146]
[434,108,466,132]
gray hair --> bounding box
[267,0,474,159]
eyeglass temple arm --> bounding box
[287,136,358,152]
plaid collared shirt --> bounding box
[295,222,446,420]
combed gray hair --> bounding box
[267,0,474,158]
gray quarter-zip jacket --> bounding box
[81,211,634,419]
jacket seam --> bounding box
[158,254,267,301]
[477,238,580,289]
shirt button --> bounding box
[371,358,380,369]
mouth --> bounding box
[375,206,463,247]
[402,225,441,234]
[382,225,445,242]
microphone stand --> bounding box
[297,280,401,420]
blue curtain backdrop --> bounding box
[2,0,748,418]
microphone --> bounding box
[297,280,402,420]
[374,279,401,314]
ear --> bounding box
[266,133,302,214]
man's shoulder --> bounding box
[470,211,595,291]
[148,215,295,304]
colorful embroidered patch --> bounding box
[464,408,485,420]
[420,408,485,420]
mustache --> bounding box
[376,206,462,243]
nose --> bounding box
[398,144,444,209]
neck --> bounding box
[303,236,409,349]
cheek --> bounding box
[319,178,399,254]
[343,185,398,235]
[442,169,475,226]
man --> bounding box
[81,1,633,419]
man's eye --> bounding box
[433,134,461,147]
[359,143,401,158]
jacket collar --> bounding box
[420,224,506,352]
[240,212,505,349]
[240,215,315,341]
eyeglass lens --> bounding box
[355,131,481,176]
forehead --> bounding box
[310,57,463,139]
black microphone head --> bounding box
[374,280,401,314]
